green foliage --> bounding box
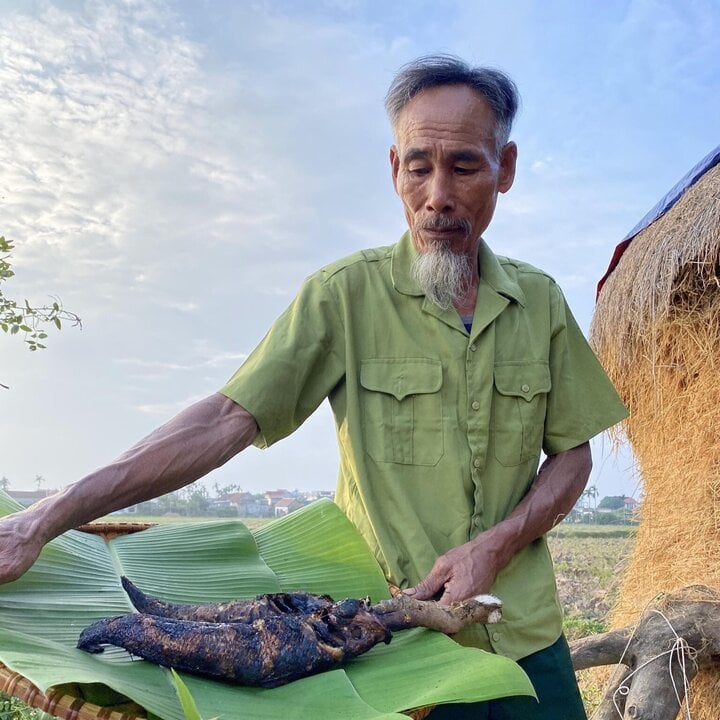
[149,488,217,518]
[596,510,632,525]
[212,482,242,496]
[598,495,626,510]
[562,616,608,641]
[580,485,599,508]
[553,524,636,539]
[0,236,81,358]
[183,486,210,517]
[0,692,54,720]
[170,670,204,720]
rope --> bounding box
[608,608,696,719]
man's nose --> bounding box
[425,172,455,214]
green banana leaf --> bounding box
[0,492,534,719]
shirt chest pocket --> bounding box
[360,358,444,466]
[493,362,551,467]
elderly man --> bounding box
[0,56,626,718]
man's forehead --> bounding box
[394,85,497,146]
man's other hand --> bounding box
[404,443,592,606]
[403,538,499,605]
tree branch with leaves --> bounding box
[0,235,82,388]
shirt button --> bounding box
[470,344,477,352]
[473,458,481,468]
[521,383,530,393]
[492,632,501,642]
[471,401,480,410]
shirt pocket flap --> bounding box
[360,359,442,401]
[494,362,551,402]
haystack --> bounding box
[590,146,720,718]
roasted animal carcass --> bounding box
[77,577,502,687]
[120,575,336,623]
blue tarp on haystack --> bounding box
[597,144,720,299]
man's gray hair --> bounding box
[385,54,520,152]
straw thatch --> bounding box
[589,160,720,719]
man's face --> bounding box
[390,84,517,259]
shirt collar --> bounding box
[390,230,526,307]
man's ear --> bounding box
[498,142,517,194]
[389,145,400,193]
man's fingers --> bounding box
[437,576,469,605]
[403,583,439,601]
[403,567,448,601]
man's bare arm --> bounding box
[405,441,592,604]
[0,393,258,584]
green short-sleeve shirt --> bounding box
[220,232,627,660]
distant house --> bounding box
[219,492,272,517]
[274,498,305,517]
[623,497,639,513]
[8,489,58,508]
[264,489,290,504]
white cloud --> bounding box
[135,394,206,416]
[0,2,211,296]
[115,343,248,375]
[2,0,719,498]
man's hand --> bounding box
[0,510,47,585]
[404,536,501,605]
[405,442,592,607]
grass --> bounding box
[550,523,637,539]
[563,616,608,640]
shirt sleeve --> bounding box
[219,272,346,448]
[542,285,628,455]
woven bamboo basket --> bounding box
[0,521,432,720]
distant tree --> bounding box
[582,485,599,510]
[1,235,81,388]
[212,482,242,498]
[594,510,629,525]
[185,486,210,517]
[156,490,183,516]
[0,476,9,492]
[598,495,625,511]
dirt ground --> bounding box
[549,527,634,633]
[547,525,636,712]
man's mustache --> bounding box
[415,216,472,235]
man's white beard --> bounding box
[412,241,475,310]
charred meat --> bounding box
[77,579,502,687]
[121,576,334,623]
[78,597,391,687]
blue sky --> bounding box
[1,0,718,498]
